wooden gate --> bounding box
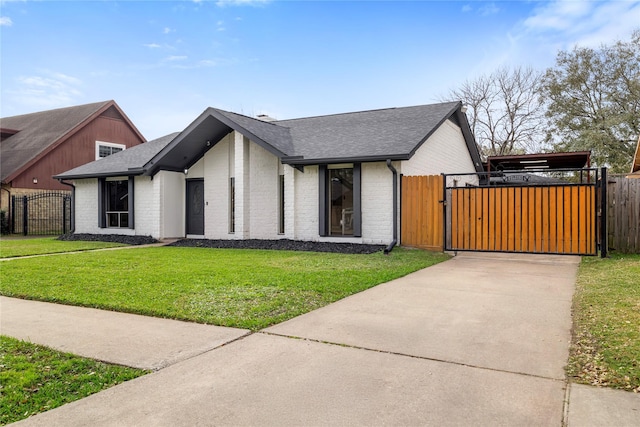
[400,171,604,256]
[443,170,600,256]
[401,175,443,251]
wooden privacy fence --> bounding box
[607,177,640,253]
[447,185,596,255]
[401,175,443,251]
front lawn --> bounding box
[0,237,125,258]
[568,253,640,392]
[0,247,448,330]
[0,336,146,425]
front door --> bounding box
[186,179,204,235]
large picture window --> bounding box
[98,178,134,229]
[319,164,361,237]
[106,180,129,227]
[329,168,354,236]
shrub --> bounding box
[0,210,9,235]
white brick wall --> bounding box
[203,135,230,239]
[293,165,319,241]
[401,119,477,178]
[249,142,280,239]
[158,171,185,239]
[283,165,296,239]
[74,178,98,234]
[133,176,160,237]
[361,162,395,244]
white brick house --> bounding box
[55,102,483,250]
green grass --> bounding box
[0,336,147,425]
[0,246,449,330]
[568,253,640,392]
[0,237,125,258]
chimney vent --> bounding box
[256,114,277,122]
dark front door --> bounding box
[186,179,204,235]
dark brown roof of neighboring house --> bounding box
[0,100,145,183]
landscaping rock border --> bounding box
[58,234,158,246]
[168,238,386,254]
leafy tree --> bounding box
[445,66,546,158]
[541,30,640,173]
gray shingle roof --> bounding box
[277,102,460,162]
[1,101,111,182]
[54,133,178,179]
[55,101,481,179]
[212,108,294,155]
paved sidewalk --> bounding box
[1,296,249,370]
[3,252,638,426]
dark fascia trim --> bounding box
[282,154,409,166]
[143,108,291,177]
[406,101,462,159]
[143,111,214,176]
[209,109,290,159]
[53,170,144,180]
[453,107,484,173]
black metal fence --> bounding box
[10,191,72,235]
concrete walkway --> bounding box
[3,252,638,426]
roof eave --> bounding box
[53,170,146,180]
[282,154,410,165]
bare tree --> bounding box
[445,66,546,158]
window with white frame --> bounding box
[98,177,133,229]
[96,141,126,160]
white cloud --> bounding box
[9,71,83,110]
[164,55,188,62]
[524,0,593,32]
[163,27,174,34]
[461,5,472,13]
[479,2,500,17]
[470,0,640,76]
[144,43,162,49]
[522,0,640,48]
[215,0,270,7]
[198,59,218,67]
[0,16,12,26]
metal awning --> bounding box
[486,151,591,171]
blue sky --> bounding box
[1,0,639,140]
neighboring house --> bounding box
[0,101,146,213]
[629,135,640,178]
[55,101,483,247]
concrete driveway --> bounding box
[9,252,583,426]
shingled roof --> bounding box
[1,101,145,183]
[55,133,178,179]
[55,101,483,179]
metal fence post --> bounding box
[600,167,608,258]
[22,195,28,236]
